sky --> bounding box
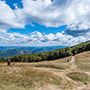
[0,0,90,46]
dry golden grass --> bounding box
[0,51,90,90]
[0,65,62,90]
[75,51,90,71]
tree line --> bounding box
[0,41,90,62]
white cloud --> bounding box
[19,0,90,28]
[0,0,90,46]
[0,31,89,46]
[0,0,25,31]
[1,0,90,28]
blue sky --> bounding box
[8,23,67,35]
[2,0,23,9]
[4,0,67,35]
[0,0,90,46]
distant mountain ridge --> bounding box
[0,46,64,58]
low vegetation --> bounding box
[67,72,90,82]
[0,65,62,90]
[0,57,7,62]
[0,51,90,90]
[75,52,90,71]
[35,64,69,70]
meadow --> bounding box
[0,51,90,90]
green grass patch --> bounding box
[67,72,90,82]
[35,64,68,70]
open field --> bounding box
[0,51,90,90]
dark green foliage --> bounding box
[0,58,7,62]
[10,47,72,62]
[1,41,90,62]
[71,41,90,55]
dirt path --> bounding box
[70,56,75,63]
[2,55,89,90]
[34,56,90,90]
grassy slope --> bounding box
[0,51,90,90]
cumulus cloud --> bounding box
[0,31,88,46]
[0,0,25,31]
[19,0,90,28]
[0,0,90,28]
[0,0,90,46]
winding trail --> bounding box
[36,55,90,90]
[11,54,90,90]
[70,56,75,63]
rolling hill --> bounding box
[0,50,90,90]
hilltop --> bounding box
[0,51,90,90]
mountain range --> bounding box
[0,46,64,58]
